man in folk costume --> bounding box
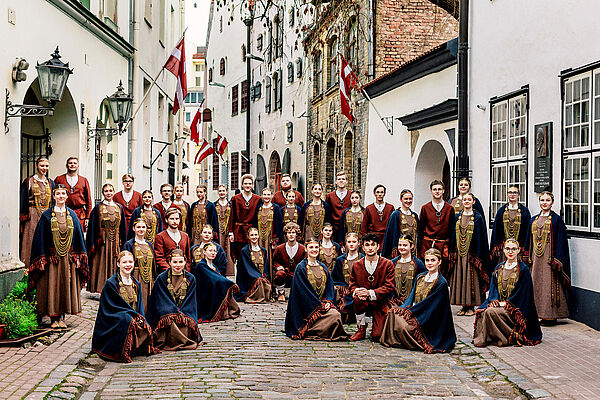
[227,174,262,261]
[325,171,352,240]
[113,173,142,231]
[188,185,219,246]
[348,233,396,341]
[154,208,192,272]
[272,174,305,208]
[361,184,395,249]
[173,184,191,232]
[54,157,93,231]
[418,180,455,273]
[153,183,177,224]
[272,222,306,302]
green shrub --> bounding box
[0,296,38,339]
[10,278,28,300]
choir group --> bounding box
[20,156,569,362]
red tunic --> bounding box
[272,190,305,208]
[360,203,395,247]
[113,190,142,229]
[54,174,93,227]
[153,230,192,272]
[418,201,455,260]
[227,193,262,242]
[272,243,306,276]
[153,201,181,226]
[348,256,396,339]
[326,190,352,237]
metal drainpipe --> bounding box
[245,18,252,176]
[457,0,470,185]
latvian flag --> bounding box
[216,134,228,158]
[164,37,187,115]
[194,139,214,164]
[340,53,358,123]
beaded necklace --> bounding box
[346,210,363,234]
[51,210,74,257]
[134,242,154,284]
[532,214,552,258]
[193,203,207,239]
[414,275,437,304]
[503,206,521,240]
[283,205,298,225]
[307,203,324,240]
[306,263,326,298]
[217,202,231,235]
[167,269,188,307]
[456,213,475,258]
[395,258,415,302]
[319,244,336,271]
[118,275,138,309]
[497,263,519,301]
[250,247,265,274]
[101,204,120,244]
[143,209,158,244]
[258,206,274,243]
[32,178,51,216]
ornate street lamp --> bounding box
[86,81,133,150]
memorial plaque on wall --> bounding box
[534,122,552,193]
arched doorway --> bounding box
[20,86,51,181]
[282,148,291,175]
[256,154,267,193]
[326,138,336,191]
[414,140,451,206]
[268,151,282,191]
[343,131,353,185]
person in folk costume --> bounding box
[190,224,228,276]
[280,190,303,241]
[318,223,342,273]
[418,180,455,274]
[272,173,305,208]
[325,171,352,240]
[235,227,272,303]
[257,187,284,279]
[122,219,156,309]
[285,239,349,341]
[28,184,88,329]
[54,157,93,232]
[146,249,201,351]
[154,207,192,273]
[87,183,127,293]
[523,191,571,325]
[348,233,396,342]
[301,183,331,242]
[20,156,55,269]
[331,233,364,323]
[382,189,420,259]
[92,251,155,362]
[153,183,178,224]
[173,184,191,232]
[338,190,364,245]
[390,235,426,306]
[473,239,542,347]
[191,242,241,323]
[227,174,262,261]
[128,190,163,243]
[450,178,486,225]
[361,184,395,249]
[188,185,218,246]
[490,186,531,267]
[214,184,235,276]
[380,248,456,353]
[113,173,142,231]
[272,222,307,302]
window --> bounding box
[314,52,323,95]
[346,17,358,70]
[273,71,282,111]
[185,112,191,122]
[232,84,239,116]
[257,34,263,51]
[212,139,220,190]
[296,57,303,78]
[198,92,204,103]
[159,0,166,44]
[327,36,338,89]
[195,64,201,71]
[259,131,264,149]
[288,62,294,83]
[276,11,284,58]
[190,92,197,103]
[490,91,528,220]
[220,15,223,33]
[231,152,239,190]
[219,58,225,75]
[241,80,248,112]
[241,44,246,62]
[195,76,202,87]
[287,122,293,143]
[79,0,90,9]
[101,0,118,24]
[267,24,273,64]
[144,0,152,25]
[242,150,250,174]
[289,7,295,27]
[208,68,213,83]
[265,76,272,113]
[253,82,262,101]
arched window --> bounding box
[208,67,213,83]
[219,58,225,75]
[327,35,338,89]
[346,17,358,70]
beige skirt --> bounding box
[245,278,272,303]
[35,255,82,317]
[473,306,515,347]
[303,308,349,341]
[379,310,424,350]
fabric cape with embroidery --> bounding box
[191,260,239,323]
[381,209,420,259]
[337,206,365,243]
[235,245,270,301]
[259,203,285,245]
[331,253,364,314]
[92,273,155,362]
[190,242,228,276]
[489,204,531,266]
[127,206,163,239]
[389,255,426,303]
[300,200,332,231]
[19,177,55,225]
[187,200,219,240]
[86,202,127,257]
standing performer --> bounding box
[128,190,163,243]
[122,219,156,309]
[382,189,419,259]
[418,180,455,272]
[190,225,228,275]
[153,184,176,223]
[450,178,486,220]
[318,223,342,272]
[380,248,456,353]
[361,185,395,249]
[348,233,396,342]
[281,191,303,237]
[235,228,272,303]
[325,171,351,239]
[173,184,191,232]
[92,250,154,362]
[227,174,262,261]
[20,156,54,268]
[301,183,330,242]
[146,249,201,351]
[474,239,542,347]
[390,235,426,305]
[188,185,218,246]
[490,186,531,267]
[332,233,363,322]
[154,208,192,272]
[285,239,349,341]
[54,157,93,231]
[524,191,571,324]
[28,184,88,329]
[87,183,127,293]
[215,184,235,276]
[272,173,305,208]
[257,188,284,276]
[448,193,490,316]
[338,191,364,244]
[272,222,306,302]
[113,174,142,231]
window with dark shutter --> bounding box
[242,150,250,175]
[277,69,283,110]
[232,84,238,116]
[296,58,303,78]
[220,58,225,75]
[288,62,294,83]
[212,138,220,190]
[231,152,239,190]
[208,68,213,82]
[241,80,248,112]
[265,76,272,113]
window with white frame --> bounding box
[490,92,528,221]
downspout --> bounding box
[456,0,469,185]
[127,0,135,172]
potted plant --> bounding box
[0,276,38,340]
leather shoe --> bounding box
[277,293,286,302]
[349,324,368,341]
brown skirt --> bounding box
[154,323,198,351]
[379,310,424,350]
[449,255,484,307]
[35,255,82,317]
[473,306,514,347]
[221,298,241,321]
[531,245,569,319]
[218,232,236,276]
[20,206,42,268]
[129,322,153,358]
[245,278,272,303]
[303,309,349,341]
[88,231,119,293]
[132,270,153,312]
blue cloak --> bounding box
[191,260,239,323]
[127,206,163,240]
[381,209,420,259]
[235,245,270,301]
[331,253,364,314]
[122,238,157,279]
[190,242,228,276]
[284,260,337,339]
[389,255,426,303]
[475,262,542,346]
[86,202,127,257]
[92,273,155,362]
[187,200,219,240]
[19,177,55,227]
[337,206,365,243]
[301,200,332,234]
[268,203,285,245]
[489,203,531,267]
[282,204,303,233]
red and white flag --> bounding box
[216,134,228,158]
[194,139,214,164]
[340,53,358,123]
[190,99,205,144]
[165,38,187,115]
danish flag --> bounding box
[340,53,358,123]
[216,134,228,158]
[194,139,214,164]
[165,37,187,115]
[190,99,205,144]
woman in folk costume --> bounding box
[128,190,163,243]
[235,227,272,303]
[122,219,156,309]
[257,187,284,278]
[380,248,456,353]
[20,156,55,268]
[337,191,364,244]
[524,191,571,324]
[146,249,201,351]
[448,193,490,316]
[92,251,155,362]
[281,190,303,239]
[450,178,486,224]
[331,233,363,323]
[285,239,349,341]
[318,223,342,272]
[28,184,88,329]
[390,235,426,305]
[87,183,127,293]
[474,239,542,347]
[190,224,229,275]
[382,189,419,259]
[214,184,235,276]
[188,185,219,246]
[192,242,241,323]
[301,183,331,242]
[173,184,191,232]
[489,186,531,267]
